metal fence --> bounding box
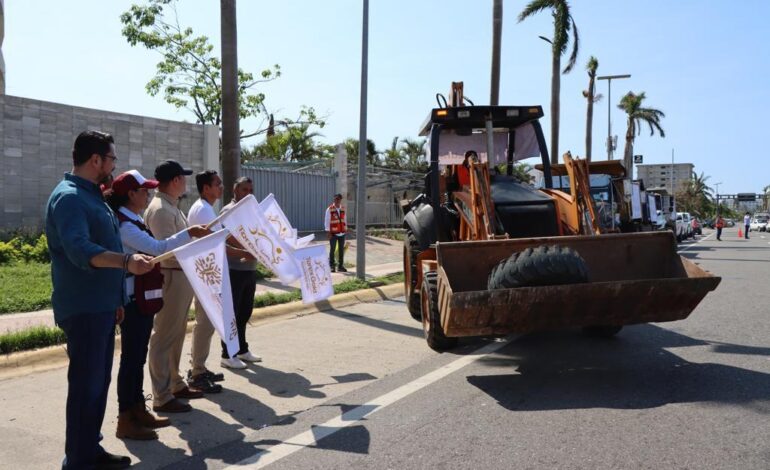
[240,166,405,231]
[347,201,403,227]
[241,166,335,232]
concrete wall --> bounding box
[0,94,218,230]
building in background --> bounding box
[1,0,5,94]
[636,163,694,193]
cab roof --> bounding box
[418,105,544,136]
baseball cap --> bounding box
[112,170,160,196]
[154,159,193,182]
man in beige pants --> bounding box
[145,160,202,413]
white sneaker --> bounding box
[236,351,262,363]
[220,357,247,369]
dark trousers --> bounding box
[745,225,750,239]
[717,227,722,240]
[58,312,116,470]
[222,269,258,358]
[329,235,345,268]
[117,301,154,412]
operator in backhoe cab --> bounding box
[456,150,478,188]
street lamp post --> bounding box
[356,0,369,280]
[713,182,722,216]
[596,74,631,160]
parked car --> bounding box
[749,214,769,232]
[703,218,714,229]
[677,212,694,239]
[725,218,735,227]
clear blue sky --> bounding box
[5,0,769,194]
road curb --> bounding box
[0,283,404,379]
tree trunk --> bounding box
[623,121,634,180]
[585,76,594,162]
[220,0,240,204]
[550,50,560,165]
[490,0,502,106]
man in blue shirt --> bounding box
[46,130,154,470]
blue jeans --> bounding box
[58,312,116,470]
[117,301,154,412]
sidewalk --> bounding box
[0,235,403,335]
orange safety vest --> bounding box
[329,204,346,234]
[715,218,724,228]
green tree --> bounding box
[675,172,713,217]
[582,56,601,162]
[119,0,322,139]
[382,137,404,169]
[617,91,665,179]
[518,0,579,164]
[400,138,427,172]
[244,125,334,162]
[344,138,379,167]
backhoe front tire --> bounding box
[487,245,589,290]
[421,271,458,351]
[404,229,422,321]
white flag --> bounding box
[219,194,301,284]
[294,244,334,303]
[172,229,239,357]
[260,193,297,246]
[295,233,315,248]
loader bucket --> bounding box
[433,232,720,337]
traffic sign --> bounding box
[633,154,643,164]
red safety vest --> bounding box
[329,204,346,234]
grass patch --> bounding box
[0,325,66,354]
[0,262,52,314]
[368,228,406,241]
[252,272,404,308]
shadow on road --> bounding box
[467,324,770,412]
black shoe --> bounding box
[330,266,337,272]
[95,450,131,469]
[337,266,348,273]
[188,375,223,394]
[188,369,224,383]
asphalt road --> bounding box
[1,227,768,469]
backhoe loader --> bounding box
[402,83,720,351]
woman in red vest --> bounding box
[324,193,347,272]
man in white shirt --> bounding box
[187,170,227,391]
[744,212,751,239]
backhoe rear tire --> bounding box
[404,229,422,321]
[421,271,458,351]
[487,245,589,290]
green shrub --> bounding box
[0,234,50,265]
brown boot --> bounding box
[132,402,171,429]
[116,410,158,440]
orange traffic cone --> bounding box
[738,227,743,238]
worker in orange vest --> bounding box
[715,215,724,241]
[324,193,347,272]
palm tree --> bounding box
[617,91,665,179]
[518,0,579,164]
[220,0,240,202]
[383,136,404,169]
[400,138,426,171]
[582,56,601,162]
[490,0,503,105]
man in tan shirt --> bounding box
[144,160,203,413]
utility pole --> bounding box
[490,0,502,106]
[597,74,631,160]
[671,148,676,215]
[356,0,369,280]
[713,181,722,216]
[220,0,240,203]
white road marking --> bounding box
[677,232,714,253]
[225,339,511,469]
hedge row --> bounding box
[0,235,50,265]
